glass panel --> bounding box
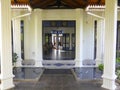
[21,20,24,60]
[72,33,75,50]
[42,21,75,60]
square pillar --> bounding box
[102,0,117,89]
[12,18,22,67]
[75,9,83,67]
[0,0,14,89]
[34,9,43,67]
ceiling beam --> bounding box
[73,0,87,8]
[14,0,18,3]
[97,0,101,4]
[42,1,56,9]
[73,0,82,6]
[38,0,54,8]
[11,0,105,9]
[83,0,88,2]
[62,0,80,8]
[30,0,41,4]
[61,1,74,8]
[51,0,72,9]
[33,0,56,9]
[56,0,61,8]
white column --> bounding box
[75,9,83,67]
[34,9,43,67]
[12,19,22,66]
[0,0,14,89]
[96,20,105,66]
[102,0,117,89]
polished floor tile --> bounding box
[43,49,75,60]
[12,69,111,90]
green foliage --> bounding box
[12,53,18,63]
[116,57,120,63]
[116,69,120,79]
[98,64,104,71]
[98,56,120,80]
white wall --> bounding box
[83,13,94,60]
[23,9,77,61]
[83,11,101,60]
[11,8,120,68]
[83,11,105,61]
[12,9,104,61]
[23,13,36,60]
[118,12,120,20]
[42,9,76,20]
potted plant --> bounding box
[12,52,18,66]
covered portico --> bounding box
[0,0,119,89]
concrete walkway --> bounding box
[11,69,113,90]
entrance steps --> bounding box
[42,60,75,69]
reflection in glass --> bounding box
[21,20,24,60]
[42,21,75,60]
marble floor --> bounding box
[13,67,102,80]
[43,49,75,60]
[11,68,120,90]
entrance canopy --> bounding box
[11,0,105,9]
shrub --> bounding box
[98,64,104,71]
[12,53,18,64]
[116,69,120,79]
[116,57,120,63]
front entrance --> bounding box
[53,34,63,50]
[42,21,75,60]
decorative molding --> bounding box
[42,60,75,69]
[86,5,120,12]
[11,4,32,12]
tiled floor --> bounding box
[43,49,75,60]
[11,69,118,90]
[73,67,102,80]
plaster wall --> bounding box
[23,14,35,60]
[12,9,106,63]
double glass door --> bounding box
[62,34,70,50]
[53,34,63,50]
[42,20,76,60]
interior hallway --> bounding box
[43,49,75,60]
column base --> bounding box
[0,75,14,90]
[35,60,43,67]
[75,60,82,67]
[95,58,103,66]
[102,74,117,90]
[16,59,22,67]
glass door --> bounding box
[62,33,70,50]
